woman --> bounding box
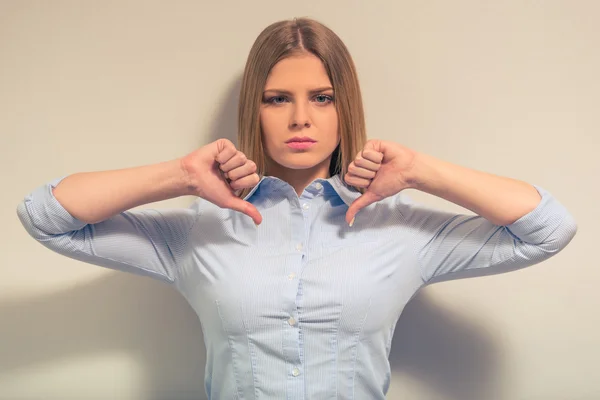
[17,17,576,399]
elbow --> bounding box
[16,200,38,239]
[560,212,578,248]
[16,199,52,242]
[543,212,578,255]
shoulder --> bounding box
[368,190,415,216]
[189,197,229,219]
[188,197,250,231]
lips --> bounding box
[286,136,316,143]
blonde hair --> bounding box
[237,17,367,199]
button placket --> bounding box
[283,195,306,395]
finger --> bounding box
[348,162,376,179]
[225,197,263,225]
[344,173,371,188]
[214,140,237,164]
[226,160,257,181]
[229,173,260,191]
[361,148,384,164]
[354,154,381,172]
[219,151,247,173]
[363,139,384,154]
[346,191,381,226]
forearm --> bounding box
[407,152,542,226]
[52,158,192,224]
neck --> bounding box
[266,158,332,196]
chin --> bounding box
[276,159,323,170]
[271,152,330,170]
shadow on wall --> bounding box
[0,274,502,400]
[0,274,207,400]
[389,291,503,400]
[5,76,501,400]
[207,75,243,145]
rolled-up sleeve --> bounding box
[396,185,577,284]
[16,176,199,284]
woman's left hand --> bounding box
[344,139,418,225]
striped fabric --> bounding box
[16,174,577,399]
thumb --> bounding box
[363,139,384,154]
[346,191,380,226]
[225,197,263,226]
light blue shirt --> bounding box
[17,174,577,399]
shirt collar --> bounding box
[243,174,361,206]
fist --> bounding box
[180,139,262,225]
[345,139,417,225]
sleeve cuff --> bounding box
[23,176,88,234]
[505,185,576,245]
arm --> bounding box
[344,140,577,283]
[16,139,263,284]
[16,160,198,284]
[51,158,192,224]
[399,151,577,283]
[407,151,543,226]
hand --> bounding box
[180,139,262,225]
[344,139,417,225]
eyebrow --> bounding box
[263,86,334,95]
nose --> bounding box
[289,101,311,129]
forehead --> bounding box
[264,53,332,89]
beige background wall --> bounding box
[1,1,598,399]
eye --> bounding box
[313,94,334,104]
[265,95,288,105]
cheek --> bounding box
[315,109,339,140]
[260,110,282,143]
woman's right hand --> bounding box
[180,138,262,225]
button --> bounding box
[302,203,310,210]
[288,317,296,326]
[295,243,303,251]
[292,368,300,377]
[315,182,323,190]
[288,272,296,280]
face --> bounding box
[260,53,339,179]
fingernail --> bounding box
[254,221,259,228]
[349,217,355,227]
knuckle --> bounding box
[219,138,235,151]
[229,180,241,190]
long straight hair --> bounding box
[237,17,367,199]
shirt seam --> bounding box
[173,208,202,284]
[394,201,428,285]
[350,297,372,400]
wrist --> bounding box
[177,157,198,196]
[403,151,441,194]
[403,150,425,190]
